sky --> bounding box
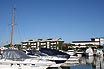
[0,0,104,46]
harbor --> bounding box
[0,46,104,69]
[0,0,104,69]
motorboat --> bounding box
[39,48,70,64]
[38,53,67,64]
[23,49,68,64]
[0,49,57,69]
[0,47,8,55]
[65,49,75,56]
[85,47,94,57]
[96,49,103,57]
[39,48,70,58]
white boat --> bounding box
[37,48,70,64]
[38,54,67,64]
[66,49,75,56]
[23,50,68,64]
[0,49,56,69]
[85,47,94,57]
[96,49,103,57]
[0,47,8,55]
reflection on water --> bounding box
[81,56,104,69]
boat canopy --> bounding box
[1,49,30,61]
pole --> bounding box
[10,7,15,48]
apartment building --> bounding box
[21,38,64,50]
[72,37,104,48]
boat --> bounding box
[39,48,70,63]
[38,48,70,64]
[0,49,56,69]
[96,49,103,57]
[0,47,8,56]
[38,53,67,64]
[85,47,94,57]
[65,48,75,56]
[24,49,68,64]
[39,48,70,58]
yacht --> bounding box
[24,49,68,64]
[39,48,70,58]
[85,47,94,57]
[38,53,67,64]
[65,49,75,56]
[96,49,103,57]
[0,49,57,69]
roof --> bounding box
[72,41,99,43]
[22,38,64,42]
[91,37,104,39]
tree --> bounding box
[4,44,10,48]
[14,44,22,50]
[68,44,75,48]
[57,41,64,50]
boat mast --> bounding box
[10,7,15,48]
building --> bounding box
[21,38,64,50]
[72,37,104,48]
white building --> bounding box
[72,37,104,48]
[21,38,64,50]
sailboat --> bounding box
[0,5,58,69]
